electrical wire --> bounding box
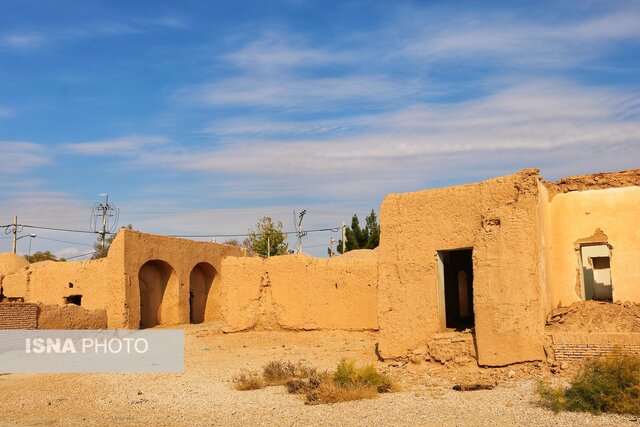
[169,227,340,238]
[35,236,94,247]
[65,251,97,260]
[17,224,107,234]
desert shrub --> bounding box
[333,360,395,393]
[235,359,397,405]
[537,380,567,413]
[286,371,329,396]
[232,370,265,391]
[537,353,640,415]
[305,380,378,405]
[262,360,316,385]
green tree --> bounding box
[245,217,288,257]
[91,224,132,260]
[336,210,380,254]
[24,250,66,263]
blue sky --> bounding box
[1,0,639,258]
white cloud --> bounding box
[55,247,83,259]
[140,80,640,200]
[223,31,343,72]
[63,135,169,156]
[0,15,186,51]
[0,142,50,174]
[399,7,640,68]
[183,74,425,111]
[0,34,44,49]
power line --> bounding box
[65,251,97,260]
[169,227,339,238]
[16,224,103,234]
[35,236,94,247]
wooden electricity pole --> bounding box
[11,215,17,254]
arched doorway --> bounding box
[138,260,178,328]
[189,262,216,324]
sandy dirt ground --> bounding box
[0,325,637,426]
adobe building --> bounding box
[0,168,638,366]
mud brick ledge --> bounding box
[552,332,640,361]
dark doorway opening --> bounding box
[64,295,82,306]
[189,262,216,324]
[439,249,474,330]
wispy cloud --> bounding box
[0,33,44,49]
[187,74,426,110]
[0,105,15,118]
[121,81,640,199]
[399,6,640,68]
[63,135,169,156]
[0,142,50,174]
[222,31,346,72]
[0,15,185,50]
[177,2,640,114]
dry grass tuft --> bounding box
[305,380,378,405]
[234,359,397,404]
[333,360,396,393]
[262,360,317,385]
[232,370,266,391]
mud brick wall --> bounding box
[0,303,38,329]
[552,333,640,361]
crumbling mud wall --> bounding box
[37,304,107,329]
[0,302,38,329]
[0,252,124,328]
[0,229,245,329]
[377,169,547,366]
[219,251,378,332]
[472,171,547,365]
[542,179,640,306]
[0,253,30,276]
[544,169,640,199]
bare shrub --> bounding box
[232,370,265,391]
[234,359,398,405]
[262,360,316,385]
[305,380,378,405]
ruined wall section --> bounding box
[544,168,640,199]
[472,171,546,365]
[0,246,125,329]
[120,230,245,328]
[377,181,483,358]
[537,181,553,316]
[545,185,640,306]
[219,251,378,332]
[37,304,107,329]
[0,303,38,329]
[378,169,547,366]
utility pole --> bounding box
[99,194,109,251]
[294,210,306,254]
[341,221,346,254]
[329,238,335,258]
[267,236,271,258]
[11,215,17,254]
[91,194,118,252]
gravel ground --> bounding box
[0,328,637,426]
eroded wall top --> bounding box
[542,169,640,199]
